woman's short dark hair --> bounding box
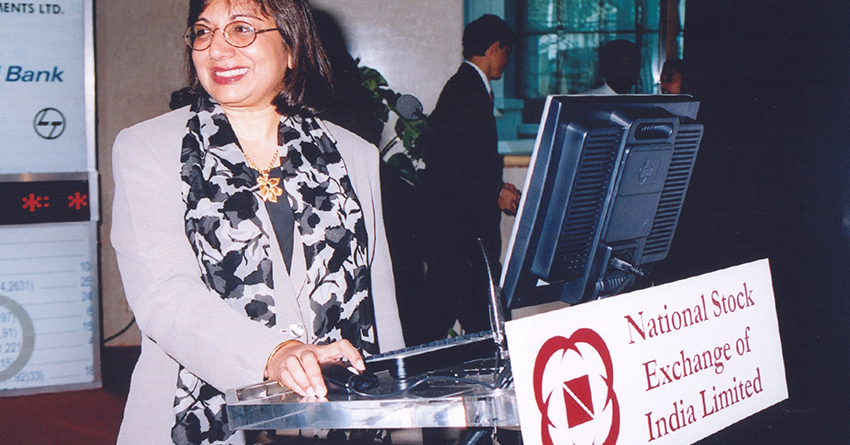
[186,0,333,116]
[661,58,686,79]
[462,14,514,60]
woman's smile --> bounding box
[211,66,249,84]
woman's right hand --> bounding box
[264,340,365,398]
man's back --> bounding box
[425,62,503,249]
[398,14,517,346]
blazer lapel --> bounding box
[330,125,377,263]
[262,207,310,339]
[277,120,378,341]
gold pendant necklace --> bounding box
[243,148,283,203]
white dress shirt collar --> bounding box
[464,60,492,97]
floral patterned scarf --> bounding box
[172,95,377,444]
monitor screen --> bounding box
[500,95,703,310]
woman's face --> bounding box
[660,70,682,94]
[192,0,291,112]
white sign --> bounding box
[505,259,787,445]
[0,1,91,174]
[0,222,99,394]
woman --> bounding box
[110,0,404,443]
[660,58,687,95]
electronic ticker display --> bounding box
[0,179,91,225]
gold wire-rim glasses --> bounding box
[184,21,279,51]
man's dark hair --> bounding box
[598,39,641,80]
[185,0,333,116]
[462,14,514,60]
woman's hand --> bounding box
[264,340,365,398]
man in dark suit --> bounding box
[411,15,520,345]
[583,39,642,94]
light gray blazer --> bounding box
[111,106,404,445]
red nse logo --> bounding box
[532,329,620,445]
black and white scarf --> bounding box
[172,96,377,445]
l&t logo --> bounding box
[33,108,66,140]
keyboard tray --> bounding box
[365,330,497,380]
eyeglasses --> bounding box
[184,21,279,51]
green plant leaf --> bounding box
[359,66,388,91]
[394,117,427,158]
[386,152,419,186]
[354,62,427,175]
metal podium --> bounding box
[226,245,520,434]
[226,360,520,432]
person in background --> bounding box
[660,57,687,94]
[110,0,404,443]
[584,39,642,94]
[416,15,521,346]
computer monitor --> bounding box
[500,95,703,310]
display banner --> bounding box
[0,1,89,174]
[505,259,787,445]
[0,1,98,396]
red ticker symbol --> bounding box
[22,193,49,212]
[68,192,88,210]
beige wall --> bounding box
[96,1,464,346]
[311,0,464,122]
[96,1,190,346]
